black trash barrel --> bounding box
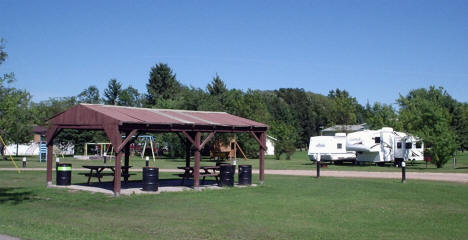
[56,163,72,186]
[142,167,159,191]
[219,164,235,187]
[238,165,252,185]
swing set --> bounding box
[131,135,157,162]
[83,135,158,162]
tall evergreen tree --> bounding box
[328,89,359,126]
[146,63,180,106]
[103,79,122,105]
[0,38,7,65]
[207,73,227,95]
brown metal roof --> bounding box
[49,104,268,132]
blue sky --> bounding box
[1,0,467,105]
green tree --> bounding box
[118,86,142,107]
[452,103,468,151]
[328,89,359,126]
[365,102,400,130]
[0,84,32,147]
[0,40,33,155]
[146,63,181,106]
[275,88,318,148]
[207,74,227,96]
[269,121,298,160]
[398,86,458,168]
[103,79,122,105]
[77,86,101,104]
[0,38,8,65]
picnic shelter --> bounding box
[45,104,268,196]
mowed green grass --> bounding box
[1,150,468,173]
[0,171,467,240]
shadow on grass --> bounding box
[0,188,36,205]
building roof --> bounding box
[49,104,268,132]
[32,126,48,135]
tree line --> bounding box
[1,39,467,167]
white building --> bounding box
[265,135,277,156]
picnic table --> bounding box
[176,166,220,185]
[82,165,132,185]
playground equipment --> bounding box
[134,135,156,162]
[39,141,47,162]
[83,142,113,157]
[210,138,248,161]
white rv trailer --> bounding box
[346,127,423,163]
[308,133,356,162]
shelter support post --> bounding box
[185,140,191,168]
[250,131,266,184]
[104,125,123,197]
[46,126,61,186]
[124,143,130,183]
[259,132,266,184]
[46,144,53,186]
[114,151,123,196]
[193,132,201,188]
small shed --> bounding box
[45,104,268,196]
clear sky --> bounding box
[1,0,467,105]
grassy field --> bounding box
[0,171,467,239]
[1,150,468,173]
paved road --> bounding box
[1,168,467,184]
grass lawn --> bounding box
[0,171,467,239]
[1,151,468,173]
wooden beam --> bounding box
[46,125,61,186]
[46,125,61,146]
[193,132,201,188]
[250,131,267,150]
[199,131,215,150]
[259,132,265,184]
[175,132,187,143]
[116,129,138,153]
[182,131,196,146]
[102,124,123,196]
[46,144,53,185]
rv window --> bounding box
[337,143,342,149]
[405,142,412,149]
[374,137,381,143]
[416,142,422,148]
[397,142,402,149]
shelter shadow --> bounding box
[0,187,36,205]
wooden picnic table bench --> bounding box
[176,166,220,185]
[82,165,133,185]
